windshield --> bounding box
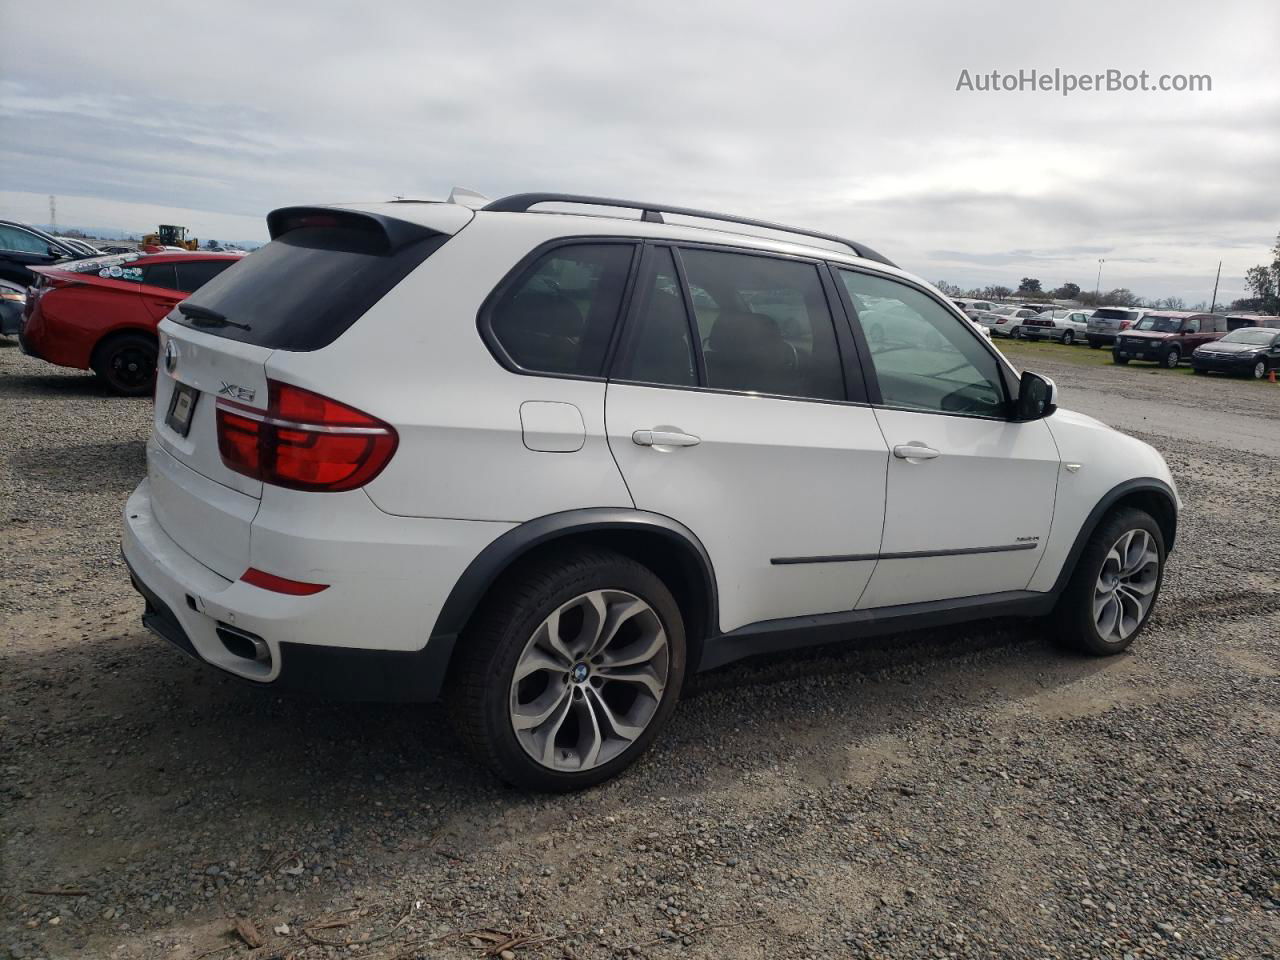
[1220,328,1275,345]
[1134,316,1181,333]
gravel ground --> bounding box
[2,338,1278,960]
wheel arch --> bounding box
[1051,478,1178,594]
[430,509,720,673]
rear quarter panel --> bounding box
[29,280,151,369]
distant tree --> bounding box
[204,239,223,251]
[1053,282,1081,300]
[1240,232,1280,314]
[1155,296,1186,310]
[987,285,1014,301]
[934,280,963,297]
[1102,287,1140,307]
[1018,277,1043,295]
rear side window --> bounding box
[175,259,235,293]
[142,264,179,289]
[486,243,635,376]
[174,221,449,351]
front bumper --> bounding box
[1113,342,1169,362]
[1190,353,1263,373]
[121,479,470,702]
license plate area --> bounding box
[165,382,199,437]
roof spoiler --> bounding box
[266,206,441,253]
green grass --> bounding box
[993,335,1274,385]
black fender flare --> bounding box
[1048,477,1178,595]
[427,507,719,665]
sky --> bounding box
[2,0,1278,304]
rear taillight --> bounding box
[1119,320,1132,330]
[215,380,397,492]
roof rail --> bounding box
[480,193,896,268]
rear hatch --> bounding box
[1088,308,1136,333]
[148,203,470,579]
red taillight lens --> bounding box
[215,381,397,492]
[240,567,329,595]
[1119,320,1132,330]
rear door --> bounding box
[138,262,184,322]
[605,243,889,634]
[834,268,1060,608]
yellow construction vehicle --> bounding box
[141,224,198,251]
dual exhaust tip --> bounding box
[215,624,271,666]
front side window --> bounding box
[488,243,634,376]
[840,270,1006,417]
[678,248,845,400]
[0,225,52,255]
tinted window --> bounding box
[0,225,52,255]
[679,248,844,401]
[840,270,1006,417]
[174,226,448,350]
[614,247,696,386]
[142,264,179,289]
[175,259,235,293]
[489,244,634,376]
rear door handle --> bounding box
[893,443,940,461]
[633,429,701,448]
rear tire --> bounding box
[447,548,687,791]
[1088,341,1101,349]
[1053,507,1165,656]
[92,332,157,397]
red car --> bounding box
[20,251,243,395]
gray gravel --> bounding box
[2,338,1278,960]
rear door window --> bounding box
[485,243,636,376]
[175,259,235,293]
[678,247,845,401]
[142,264,179,289]
[613,246,697,386]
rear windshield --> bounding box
[171,226,448,350]
[1092,308,1137,321]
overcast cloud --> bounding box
[2,0,1277,303]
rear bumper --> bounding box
[121,477,509,701]
[1022,326,1064,340]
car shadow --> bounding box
[11,439,146,492]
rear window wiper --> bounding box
[178,302,251,331]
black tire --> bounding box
[1088,341,1101,349]
[1012,326,1024,340]
[1053,506,1165,656]
[92,332,157,396]
[1112,353,1129,365]
[1192,367,1207,375]
[1251,360,1267,380]
[1163,347,1180,369]
[447,548,687,791]
[1061,330,1075,346]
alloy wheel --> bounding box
[1093,529,1159,643]
[1253,361,1266,379]
[509,590,669,772]
[1164,349,1180,368]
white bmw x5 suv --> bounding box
[122,192,1179,790]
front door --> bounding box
[834,268,1061,609]
[605,244,889,634]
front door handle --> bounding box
[893,443,940,461]
[633,429,701,448]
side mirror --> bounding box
[1015,371,1057,420]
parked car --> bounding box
[1021,308,1093,345]
[980,305,1038,338]
[0,219,88,286]
[1112,312,1226,368]
[952,297,997,319]
[53,236,102,257]
[0,279,26,336]
[21,251,242,395]
[99,245,138,255]
[1085,307,1149,348]
[121,192,1178,791]
[1223,313,1280,331]
[1190,326,1280,379]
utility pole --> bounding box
[49,195,57,233]
[1095,258,1105,302]
[1209,260,1222,313]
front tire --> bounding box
[1112,353,1129,365]
[92,332,157,396]
[447,549,686,791]
[1054,507,1165,655]
[1163,347,1181,369]
[1251,360,1267,380]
